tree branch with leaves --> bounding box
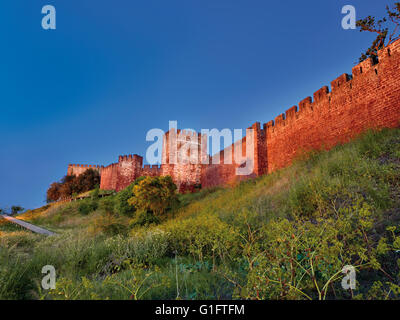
[357,3,400,62]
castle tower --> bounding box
[161,129,208,192]
[116,154,143,191]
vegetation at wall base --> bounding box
[46,169,101,202]
[1,128,400,300]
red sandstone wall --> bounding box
[161,129,207,192]
[67,164,102,177]
[201,123,265,188]
[200,40,400,188]
[100,163,119,190]
[201,138,246,188]
[100,155,145,191]
[93,39,400,193]
[115,155,143,191]
[142,165,161,177]
[265,41,400,173]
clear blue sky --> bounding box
[0,0,387,210]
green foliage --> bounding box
[163,214,240,262]
[89,214,129,236]
[75,170,100,194]
[98,197,115,215]
[128,176,178,220]
[2,128,400,300]
[90,186,100,199]
[114,181,140,217]
[227,200,384,300]
[78,199,98,216]
[46,169,101,202]
[0,248,36,299]
[130,210,159,227]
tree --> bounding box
[11,206,24,215]
[59,174,78,199]
[128,176,178,218]
[46,169,101,202]
[115,176,146,217]
[75,169,100,194]
[357,3,400,62]
[47,182,62,203]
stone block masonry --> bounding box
[67,164,103,177]
[66,39,400,193]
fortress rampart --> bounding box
[67,164,103,177]
[67,40,400,193]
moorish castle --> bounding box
[67,40,400,193]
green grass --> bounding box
[1,128,400,300]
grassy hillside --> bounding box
[1,128,400,300]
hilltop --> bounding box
[1,128,400,300]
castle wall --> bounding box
[200,40,400,188]
[67,164,103,177]
[75,39,400,194]
[161,129,207,192]
[142,165,162,177]
[264,42,400,173]
[201,122,266,188]
[115,155,143,191]
[201,137,246,188]
[100,163,119,190]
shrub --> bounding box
[46,169,101,202]
[163,214,240,262]
[98,197,115,215]
[130,210,159,227]
[90,186,100,199]
[115,184,135,216]
[75,170,100,194]
[128,176,178,219]
[47,182,62,202]
[89,214,129,236]
[11,206,24,215]
[226,199,400,300]
[78,199,98,215]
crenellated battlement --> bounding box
[68,164,103,168]
[118,154,142,162]
[258,39,400,173]
[262,40,400,139]
[67,39,400,193]
[67,163,103,177]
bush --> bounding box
[46,169,101,202]
[11,206,24,215]
[163,214,240,262]
[128,176,178,218]
[130,210,159,227]
[75,170,100,194]
[115,184,135,216]
[47,182,62,202]
[98,197,115,215]
[89,214,129,236]
[78,199,98,215]
[231,200,400,300]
